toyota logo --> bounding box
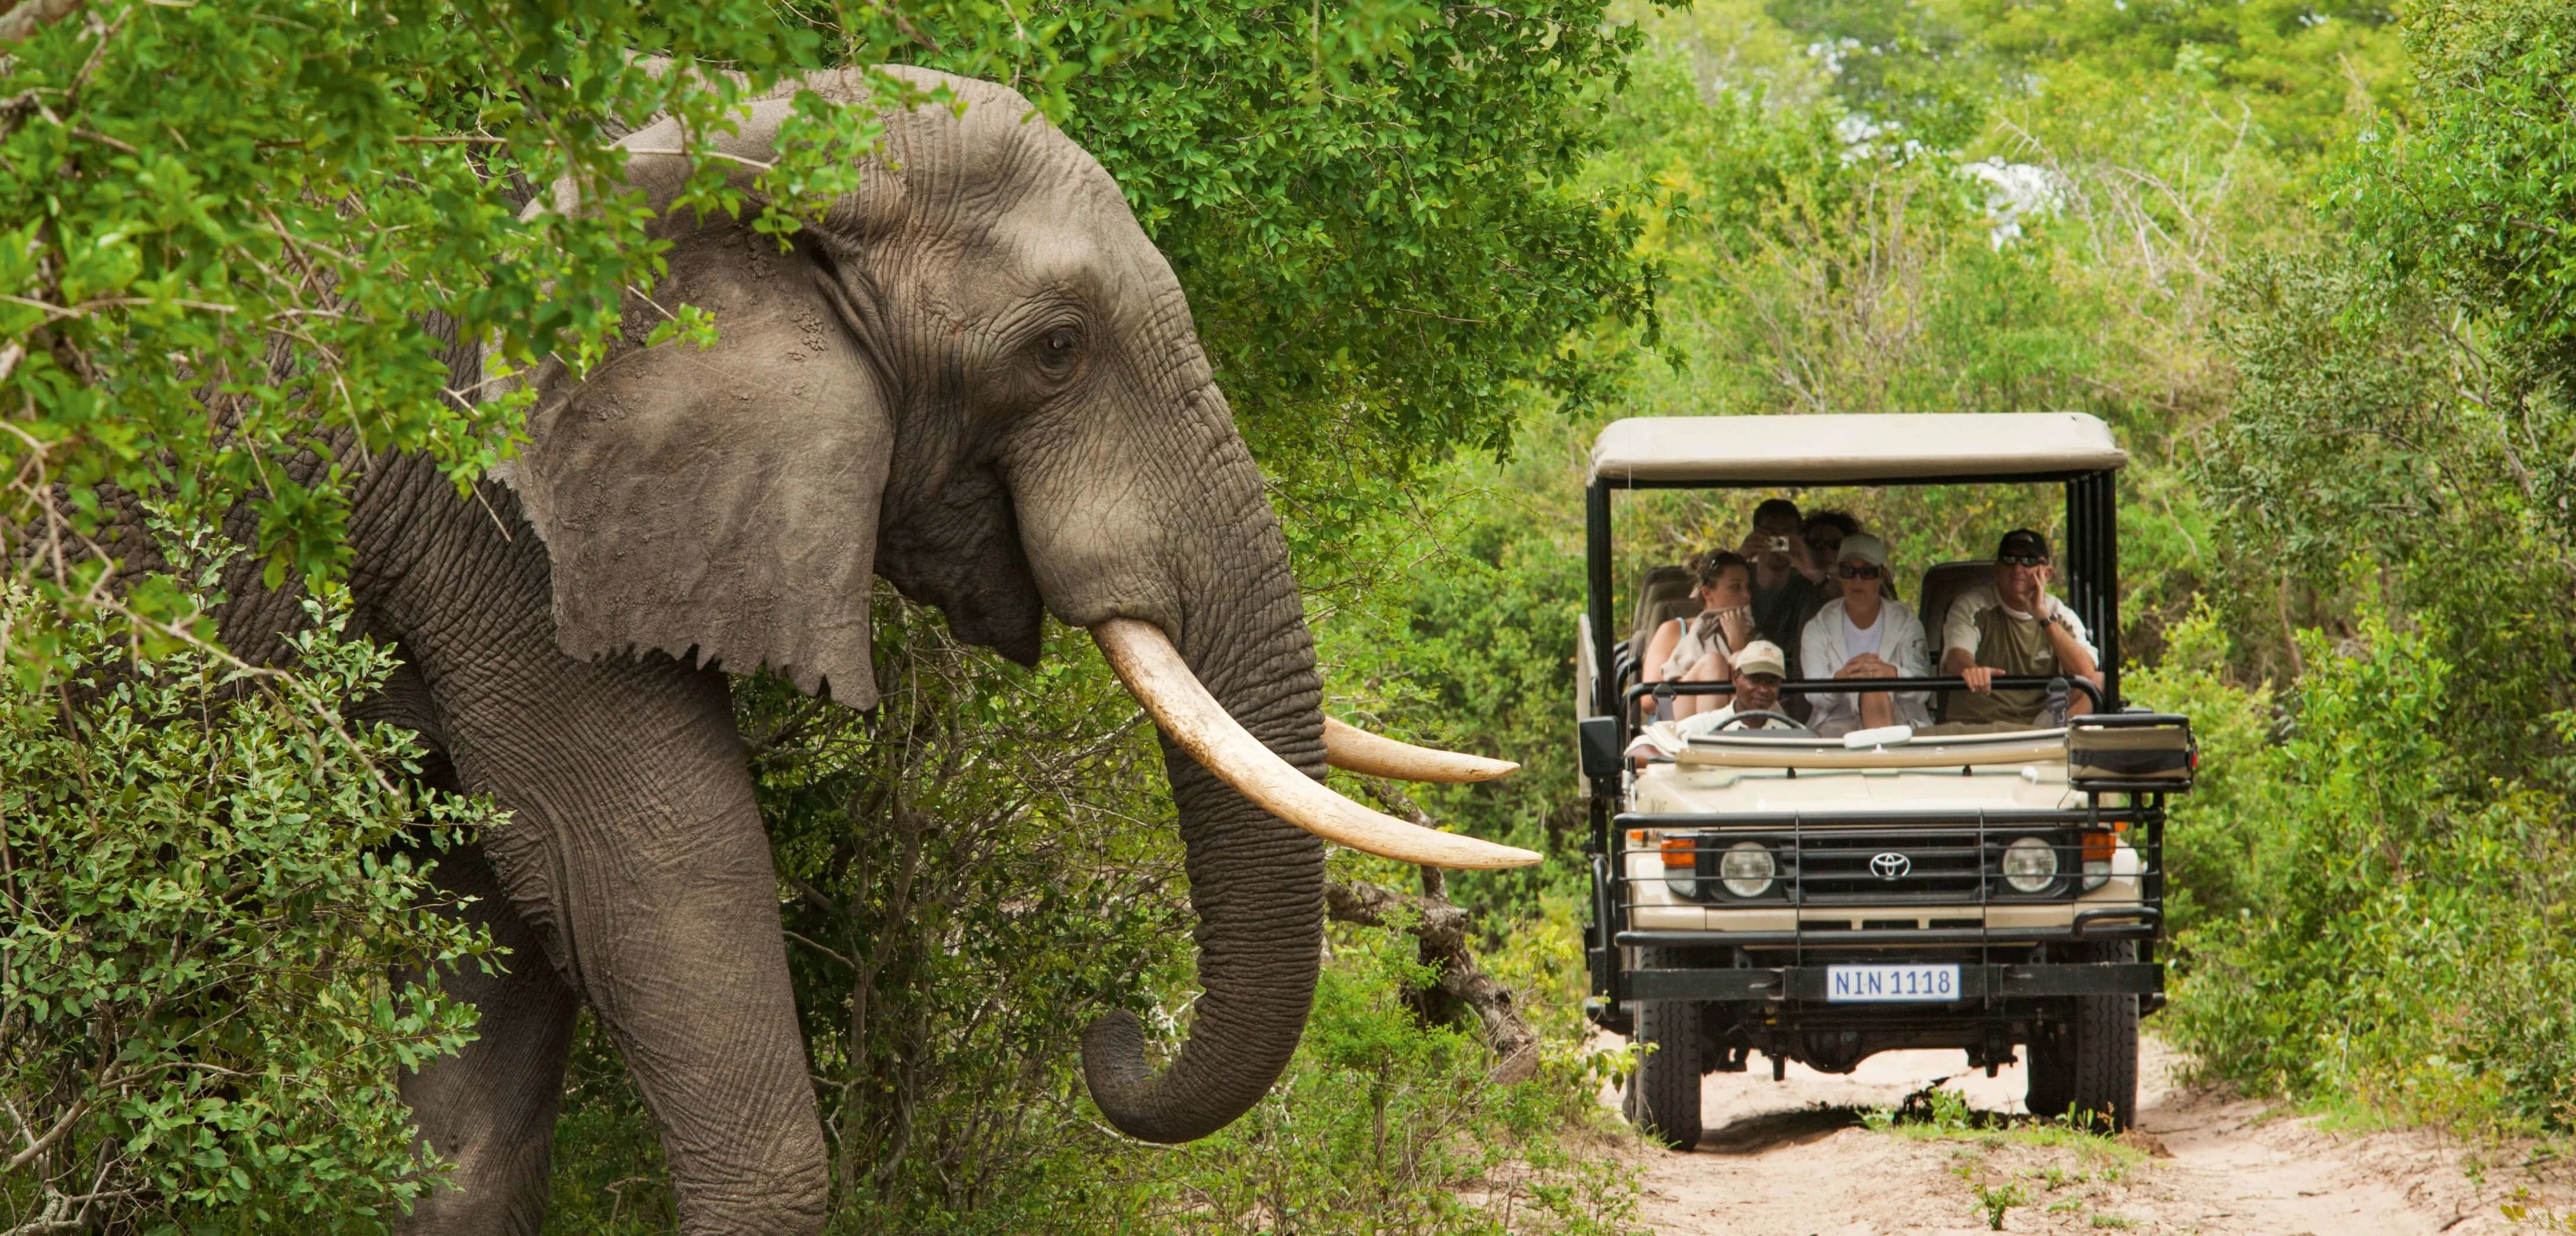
[1869,852,1913,880]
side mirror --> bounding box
[1578,716,1622,781]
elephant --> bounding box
[189,65,1537,1234]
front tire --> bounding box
[2027,942,2139,1131]
[1622,950,1703,1150]
[2023,1020,2072,1119]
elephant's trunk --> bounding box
[1077,526,1328,1143]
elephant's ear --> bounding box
[510,217,891,709]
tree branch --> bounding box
[1325,876,1540,1084]
[5,1099,87,1172]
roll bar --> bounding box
[1622,674,2105,713]
[1582,466,2125,722]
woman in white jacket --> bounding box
[1799,534,1934,737]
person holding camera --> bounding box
[1738,498,1823,672]
[1939,528,2102,728]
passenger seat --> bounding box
[1915,560,1995,723]
[1629,564,1698,665]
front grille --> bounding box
[1795,829,1989,903]
[1657,823,2089,907]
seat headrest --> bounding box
[1914,560,1995,653]
[1630,564,1697,650]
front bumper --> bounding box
[1626,961,2163,1002]
[1614,904,2160,948]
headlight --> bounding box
[2002,836,2059,893]
[1720,841,1776,898]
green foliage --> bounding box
[0,0,985,620]
[1751,0,2407,160]
[1125,917,1645,1236]
[2357,0,2576,418]
[1036,0,1662,569]
[2120,604,2278,935]
[1972,1178,2026,1230]
[0,521,495,1230]
[0,0,1663,659]
[2130,0,2576,1142]
[2163,614,2576,1133]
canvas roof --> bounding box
[1588,413,2126,485]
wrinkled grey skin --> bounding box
[211,68,1325,1234]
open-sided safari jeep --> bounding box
[1572,413,2197,1148]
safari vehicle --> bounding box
[1572,413,2196,1148]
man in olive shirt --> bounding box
[1939,529,2102,728]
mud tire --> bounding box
[2024,1020,2073,1119]
[2029,942,2140,1131]
[1623,949,1703,1150]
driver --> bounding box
[1938,528,2102,728]
[1673,641,1798,736]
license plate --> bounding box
[1826,964,1961,1003]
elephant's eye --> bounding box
[1038,325,1083,370]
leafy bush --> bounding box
[2118,603,2280,935]
[2161,612,2576,1133]
[0,526,495,1231]
[1115,913,1645,1236]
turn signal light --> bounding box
[2081,829,2115,892]
[2081,830,2115,866]
[1660,835,1697,869]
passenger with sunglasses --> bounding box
[1939,528,2101,728]
[1798,534,1933,737]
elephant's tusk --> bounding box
[1322,716,1519,783]
[1090,619,1542,871]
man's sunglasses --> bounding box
[1835,564,1882,580]
[1999,553,2049,568]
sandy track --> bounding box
[1619,1036,2565,1234]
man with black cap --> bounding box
[1938,528,2101,728]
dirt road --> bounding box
[1621,1037,2567,1235]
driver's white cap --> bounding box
[1732,639,1788,679]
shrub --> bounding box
[2161,612,2576,1133]
[0,526,495,1231]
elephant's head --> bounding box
[501,67,1532,1143]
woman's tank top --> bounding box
[1660,610,1740,681]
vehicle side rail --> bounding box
[1626,674,2104,712]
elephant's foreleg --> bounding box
[354,463,827,1234]
[442,660,830,1236]
[400,841,580,1236]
